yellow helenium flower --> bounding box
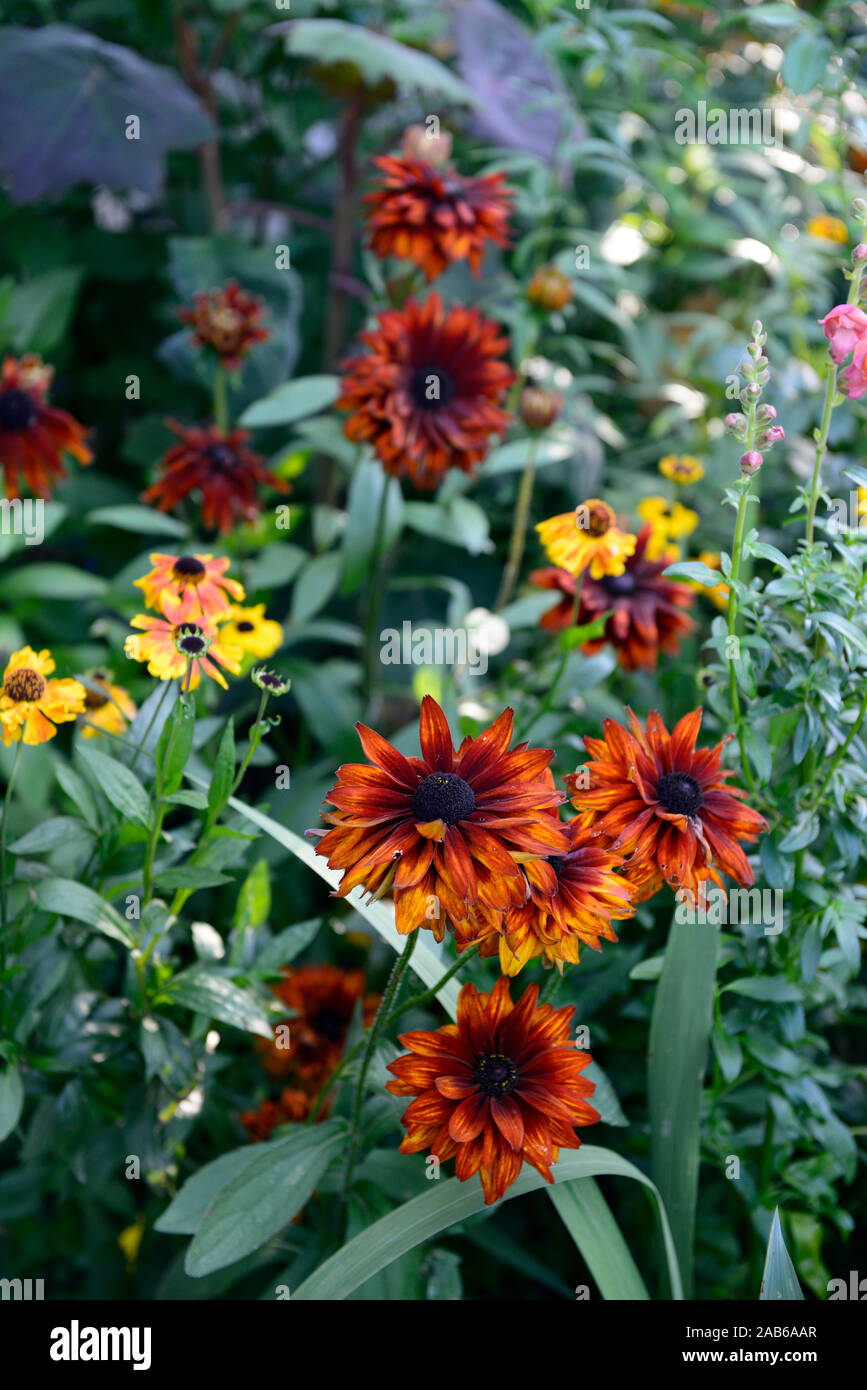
[658,454,704,485]
[0,646,86,746]
[221,604,283,659]
[537,499,636,579]
[125,616,242,691]
[806,215,848,244]
[80,675,137,740]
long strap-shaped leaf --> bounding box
[221,790,683,1301]
[547,1180,650,1300]
[648,917,718,1298]
[291,1146,682,1300]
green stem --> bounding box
[494,439,540,612]
[130,679,172,775]
[142,669,190,906]
[362,471,391,704]
[213,364,229,434]
[230,690,269,796]
[726,481,755,793]
[810,685,867,809]
[1,740,23,933]
[340,931,418,1199]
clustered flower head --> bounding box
[0,354,91,500]
[338,294,514,489]
[365,153,512,283]
[0,646,86,746]
[536,499,636,579]
[142,420,288,534]
[386,975,599,1204]
[178,280,269,371]
[243,964,380,1140]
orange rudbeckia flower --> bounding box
[481,821,636,975]
[125,615,242,690]
[568,708,767,899]
[0,646,86,745]
[316,696,569,941]
[0,354,91,500]
[134,553,244,622]
[386,976,599,1204]
[536,500,636,579]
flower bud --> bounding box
[756,404,777,423]
[751,320,763,339]
[757,425,785,448]
[527,265,572,312]
[520,386,563,430]
[724,412,748,438]
[854,243,867,261]
[850,197,867,222]
[400,124,452,167]
[739,450,763,476]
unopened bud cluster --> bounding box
[722,320,784,478]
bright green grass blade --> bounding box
[548,1179,650,1300]
[759,1208,804,1300]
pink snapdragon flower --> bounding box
[819,304,867,364]
[842,337,867,398]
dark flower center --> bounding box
[257,672,284,689]
[314,1009,345,1042]
[580,501,615,537]
[84,687,109,710]
[548,855,567,878]
[174,623,209,657]
[602,571,637,596]
[172,555,206,579]
[473,1053,519,1097]
[412,771,475,825]
[4,667,45,702]
[409,365,456,411]
[656,771,703,817]
[203,445,238,471]
[236,621,255,632]
[0,388,37,431]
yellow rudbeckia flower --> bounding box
[221,604,284,660]
[0,647,86,746]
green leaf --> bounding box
[291,551,342,624]
[255,918,321,972]
[8,816,93,854]
[4,268,82,355]
[86,505,189,537]
[558,615,610,651]
[341,455,404,593]
[214,792,461,1018]
[160,967,271,1038]
[2,563,107,600]
[54,760,100,829]
[239,374,339,428]
[35,877,134,946]
[82,746,150,829]
[781,31,831,94]
[724,977,802,1003]
[233,858,270,931]
[160,790,208,810]
[291,1146,682,1301]
[648,918,717,1298]
[207,718,235,821]
[479,435,573,476]
[0,1065,24,1144]
[548,1179,649,1300]
[662,560,723,587]
[157,697,195,794]
[155,1145,266,1235]
[154,866,233,892]
[278,20,476,105]
[184,1120,347,1276]
[759,1208,804,1300]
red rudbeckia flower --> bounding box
[481,821,636,975]
[364,155,512,282]
[178,280,269,371]
[530,525,695,670]
[259,965,379,1083]
[568,708,767,898]
[142,420,288,533]
[338,294,514,490]
[0,354,91,499]
[316,695,569,941]
[386,976,599,1204]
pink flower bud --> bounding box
[757,425,785,448]
[757,404,777,423]
[819,304,867,364]
[740,451,763,476]
[853,244,867,261]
